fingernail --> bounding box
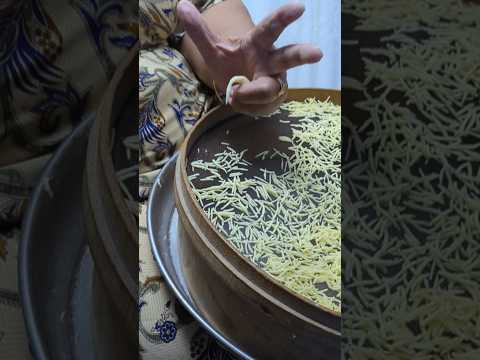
[310,48,323,62]
[177,0,193,19]
[288,2,305,16]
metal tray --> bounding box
[19,119,135,360]
[147,155,253,360]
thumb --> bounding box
[177,0,219,59]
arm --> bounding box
[177,0,322,115]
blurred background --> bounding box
[243,0,340,90]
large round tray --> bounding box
[150,89,341,359]
[148,154,250,359]
[19,119,135,359]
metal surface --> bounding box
[148,155,253,360]
[19,119,133,360]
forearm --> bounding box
[177,2,322,115]
[180,0,254,90]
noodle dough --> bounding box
[225,75,250,104]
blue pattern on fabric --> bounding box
[139,70,156,92]
[109,35,137,48]
[71,0,136,75]
[32,84,83,116]
[162,47,177,59]
[153,320,177,343]
[139,100,167,145]
[0,0,63,94]
[169,99,196,134]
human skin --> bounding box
[178,0,323,115]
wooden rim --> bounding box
[84,44,139,328]
[176,89,341,331]
[97,49,138,247]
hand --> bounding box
[177,0,322,115]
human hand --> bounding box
[177,0,322,115]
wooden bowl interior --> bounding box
[183,89,341,317]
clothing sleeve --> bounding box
[139,0,224,49]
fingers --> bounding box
[231,76,283,105]
[229,75,288,116]
[230,91,287,116]
[270,44,323,73]
[177,0,220,59]
[250,3,305,47]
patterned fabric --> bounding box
[138,1,239,359]
[1,0,234,358]
[140,0,178,48]
[139,45,212,171]
[139,0,222,49]
[138,0,219,172]
[0,0,137,358]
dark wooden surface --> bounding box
[174,89,341,359]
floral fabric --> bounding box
[139,1,238,359]
[1,0,234,358]
[139,45,213,173]
[0,0,136,358]
[139,0,222,49]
